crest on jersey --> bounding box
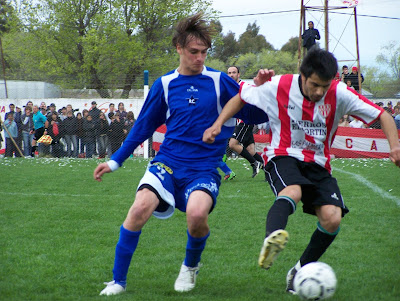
[318,104,331,118]
[187,95,198,105]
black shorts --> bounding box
[33,127,46,140]
[265,156,349,216]
[231,123,254,148]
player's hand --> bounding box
[253,69,275,87]
[94,162,112,182]
[203,125,221,144]
[389,145,400,167]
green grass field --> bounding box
[1,157,399,300]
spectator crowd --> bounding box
[1,101,136,158]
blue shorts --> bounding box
[137,160,221,219]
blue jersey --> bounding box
[33,111,47,130]
[110,66,268,169]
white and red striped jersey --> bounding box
[239,74,384,172]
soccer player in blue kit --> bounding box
[93,12,268,296]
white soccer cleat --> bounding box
[174,263,201,292]
[99,280,126,296]
[258,229,289,269]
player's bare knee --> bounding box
[317,206,341,232]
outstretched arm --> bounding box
[203,94,244,144]
[380,111,400,167]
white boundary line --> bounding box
[333,167,400,207]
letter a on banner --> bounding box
[371,140,378,151]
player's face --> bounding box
[227,67,240,82]
[177,37,208,75]
[301,73,332,103]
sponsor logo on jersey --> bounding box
[187,86,199,92]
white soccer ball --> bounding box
[293,262,337,300]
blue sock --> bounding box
[184,230,210,267]
[113,225,141,286]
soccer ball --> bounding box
[293,262,337,300]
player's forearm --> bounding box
[215,94,244,127]
[380,111,400,149]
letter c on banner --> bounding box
[346,138,353,149]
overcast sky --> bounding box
[211,0,400,71]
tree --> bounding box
[376,41,400,80]
[281,37,299,57]
[237,22,274,55]
[3,0,213,98]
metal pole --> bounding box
[353,7,362,92]
[325,0,329,51]
[0,37,8,98]
[143,70,150,158]
[298,0,304,70]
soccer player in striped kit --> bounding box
[204,48,400,295]
[93,12,268,296]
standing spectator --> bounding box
[58,107,68,121]
[21,105,34,157]
[341,65,349,83]
[40,101,47,112]
[108,112,125,154]
[301,21,320,52]
[31,105,48,157]
[386,101,394,115]
[46,103,57,118]
[83,114,96,158]
[106,103,116,124]
[349,118,366,128]
[89,101,101,121]
[47,112,63,157]
[76,112,85,158]
[5,103,16,119]
[117,102,127,122]
[4,112,19,157]
[347,66,364,92]
[395,107,400,129]
[338,115,350,127]
[63,110,78,157]
[124,111,136,138]
[97,111,109,158]
[13,106,23,157]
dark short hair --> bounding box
[300,49,338,81]
[172,12,213,49]
[229,66,240,73]
[342,65,348,70]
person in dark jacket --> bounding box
[97,111,109,158]
[302,21,320,51]
[107,112,125,155]
[47,112,63,157]
[346,66,364,92]
[83,114,97,158]
[62,110,78,157]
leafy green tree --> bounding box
[362,66,400,98]
[376,41,400,80]
[280,37,299,57]
[2,0,213,98]
[237,22,274,55]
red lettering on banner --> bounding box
[1,106,5,113]
[371,140,377,151]
[346,138,353,149]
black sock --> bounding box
[240,148,256,164]
[299,224,338,266]
[253,153,264,165]
[31,145,37,156]
[266,196,296,236]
